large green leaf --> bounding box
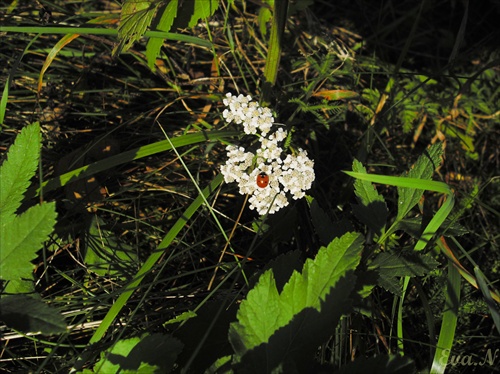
[351,159,388,234]
[397,143,443,220]
[0,295,66,334]
[0,202,57,282]
[0,122,41,223]
[229,232,364,369]
[146,0,178,69]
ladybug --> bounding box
[256,172,269,188]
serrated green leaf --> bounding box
[398,217,468,239]
[370,251,439,277]
[351,159,388,233]
[3,279,35,294]
[146,0,178,70]
[397,143,443,220]
[114,0,161,56]
[257,249,303,293]
[0,202,57,282]
[369,251,439,295]
[229,232,364,356]
[230,270,281,356]
[236,276,356,373]
[0,122,41,223]
[0,295,66,334]
[187,0,219,28]
[352,160,386,206]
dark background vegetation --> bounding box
[1,0,499,372]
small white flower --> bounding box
[222,92,275,136]
[220,93,315,215]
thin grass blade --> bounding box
[88,173,224,344]
[430,262,460,374]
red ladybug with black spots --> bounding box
[256,172,269,188]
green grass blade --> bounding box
[26,130,238,198]
[0,26,213,49]
[0,81,8,126]
[1,34,40,126]
[396,277,410,352]
[414,194,454,251]
[430,262,461,374]
[343,172,451,195]
[474,266,500,335]
[89,173,224,344]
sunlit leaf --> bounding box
[146,0,178,70]
[0,202,57,282]
[114,0,161,56]
[187,0,219,28]
[229,232,364,369]
[0,123,41,223]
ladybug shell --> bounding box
[256,172,269,188]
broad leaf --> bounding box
[236,276,355,373]
[0,295,66,334]
[351,159,388,234]
[229,232,364,364]
[0,202,57,282]
[146,0,178,70]
[94,333,183,373]
[0,122,41,223]
[397,143,443,220]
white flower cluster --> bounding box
[222,93,274,136]
[220,93,315,215]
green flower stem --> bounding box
[262,0,288,103]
